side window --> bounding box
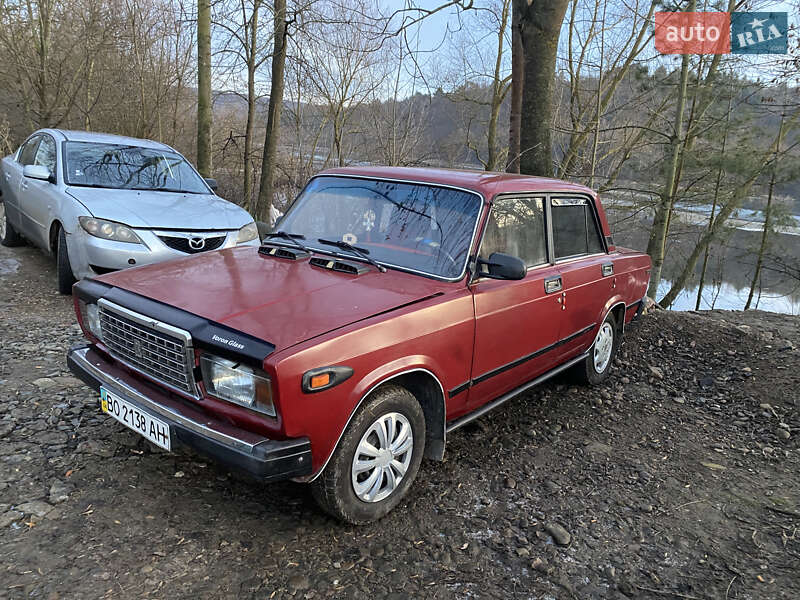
[480,196,547,268]
[551,197,605,259]
[33,136,56,174]
[18,137,41,166]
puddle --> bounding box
[0,258,20,275]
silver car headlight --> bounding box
[200,354,275,416]
[236,222,259,244]
[79,217,143,244]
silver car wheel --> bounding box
[0,202,6,239]
[351,412,413,503]
[593,322,614,373]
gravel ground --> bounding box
[0,241,798,600]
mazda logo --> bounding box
[189,237,206,250]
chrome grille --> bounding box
[97,300,196,395]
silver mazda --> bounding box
[0,129,260,293]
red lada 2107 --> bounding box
[67,167,651,523]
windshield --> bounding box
[277,176,483,279]
[64,142,209,194]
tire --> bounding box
[56,227,77,295]
[572,313,619,385]
[311,384,426,524]
[0,201,24,247]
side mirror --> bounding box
[23,164,53,183]
[478,252,526,280]
[204,178,218,192]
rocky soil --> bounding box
[0,242,798,599]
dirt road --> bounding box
[0,241,798,599]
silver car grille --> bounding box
[97,300,197,396]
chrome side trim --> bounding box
[446,352,589,433]
[307,367,446,482]
[70,346,263,454]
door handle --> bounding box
[544,275,562,294]
[19,181,28,190]
[4,173,10,181]
[602,262,614,277]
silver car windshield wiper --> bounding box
[263,231,313,254]
[317,238,386,273]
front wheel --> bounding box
[572,313,619,385]
[311,384,425,524]
[56,227,77,295]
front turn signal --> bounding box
[302,366,353,394]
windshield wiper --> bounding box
[264,231,312,254]
[317,238,386,273]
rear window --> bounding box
[551,197,605,259]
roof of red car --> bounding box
[319,166,596,199]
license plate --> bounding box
[100,387,171,451]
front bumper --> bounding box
[67,345,311,482]
[68,227,260,280]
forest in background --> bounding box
[0,0,798,311]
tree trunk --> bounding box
[645,48,691,299]
[196,0,212,177]
[486,0,510,172]
[695,95,732,310]
[256,0,288,223]
[516,0,569,177]
[244,3,260,214]
[659,116,795,307]
[745,111,784,309]
[506,0,522,173]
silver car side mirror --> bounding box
[23,164,53,183]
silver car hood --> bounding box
[65,187,252,230]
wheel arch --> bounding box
[308,366,447,482]
[598,297,626,336]
[49,219,63,255]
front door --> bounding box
[19,134,58,248]
[467,196,564,412]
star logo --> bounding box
[748,17,766,29]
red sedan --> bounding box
[67,167,651,523]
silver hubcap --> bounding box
[351,412,413,503]
[593,322,614,373]
[0,202,6,239]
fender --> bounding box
[304,357,447,482]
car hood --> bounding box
[66,187,252,230]
[96,246,448,351]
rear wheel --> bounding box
[572,313,619,385]
[56,227,77,294]
[0,201,24,247]
[311,384,425,523]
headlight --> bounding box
[236,222,259,244]
[200,354,275,416]
[79,217,142,244]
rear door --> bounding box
[3,135,40,233]
[466,196,564,412]
[549,196,611,360]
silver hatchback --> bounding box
[0,129,260,293]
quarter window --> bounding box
[18,137,41,166]
[480,197,547,267]
[551,197,605,259]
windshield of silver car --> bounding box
[64,142,209,194]
[276,176,483,279]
